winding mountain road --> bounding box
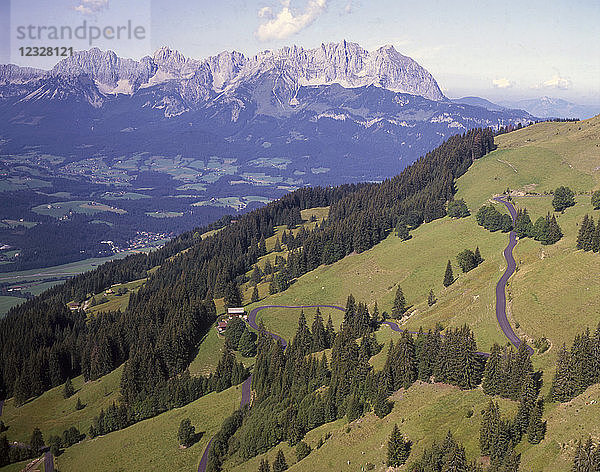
[197,218,532,471]
[493,197,534,355]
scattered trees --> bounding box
[572,437,600,471]
[477,205,513,232]
[295,441,312,461]
[552,186,575,212]
[457,247,483,273]
[550,323,600,402]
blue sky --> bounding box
[3,0,599,103]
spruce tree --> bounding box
[427,289,437,306]
[311,309,327,352]
[577,214,591,249]
[274,237,282,252]
[474,246,483,265]
[178,418,195,447]
[545,214,563,245]
[592,222,600,253]
[63,377,74,399]
[552,186,576,212]
[551,344,574,402]
[30,427,45,453]
[258,458,270,472]
[396,222,410,240]
[0,435,9,467]
[592,190,600,210]
[482,344,503,396]
[391,285,407,318]
[251,285,260,303]
[443,260,454,287]
[526,399,546,444]
[273,449,288,472]
[387,423,411,467]
[238,329,257,357]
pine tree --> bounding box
[396,222,410,240]
[551,344,574,402]
[273,449,288,472]
[251,285,260,303]
[592,222,600,253]
[238,329,257,357]
[325,314,336,347]
[480,399,499,456]
[0,435,9,468]
[258,458,271,472]
[387,423,411,467]
[224,281,242,308]
[295,441,311,461]
[75,397,85,410]
[526,399,546,444]
[577,214,591,249]
[274,238,282,252]
[443,260,454,287]
[391,285,407,318]
[178,418,195,447]
[593,190,600,210]
[474,246,483,265]
[545,214,563,245]
[427,289,437,306]
[552,186,576,212]
[482,344,503,396]
[30,427,45,453]
[63,377,74,399]
[311,309,327,352]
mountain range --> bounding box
[0,41,536,187]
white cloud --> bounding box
[539,74,572,90]
[74,0,109,15]
[492,78,515,89]
[255,0,327,42]
[258,6,273,19]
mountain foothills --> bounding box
[0,115,599,472]
[0,41,535,273]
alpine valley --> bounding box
[0,41,534,273]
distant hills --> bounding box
[453,95,599,120]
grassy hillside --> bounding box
[1,366,123,443]
[55,385,242,472]
[4,118,599,472]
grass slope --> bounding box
[1,365,123,443]
[55,385,242,472]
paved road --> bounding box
[44,451,54,472]
[493,197,534,355]
[247,304,347,349]
[197,438,213,472]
